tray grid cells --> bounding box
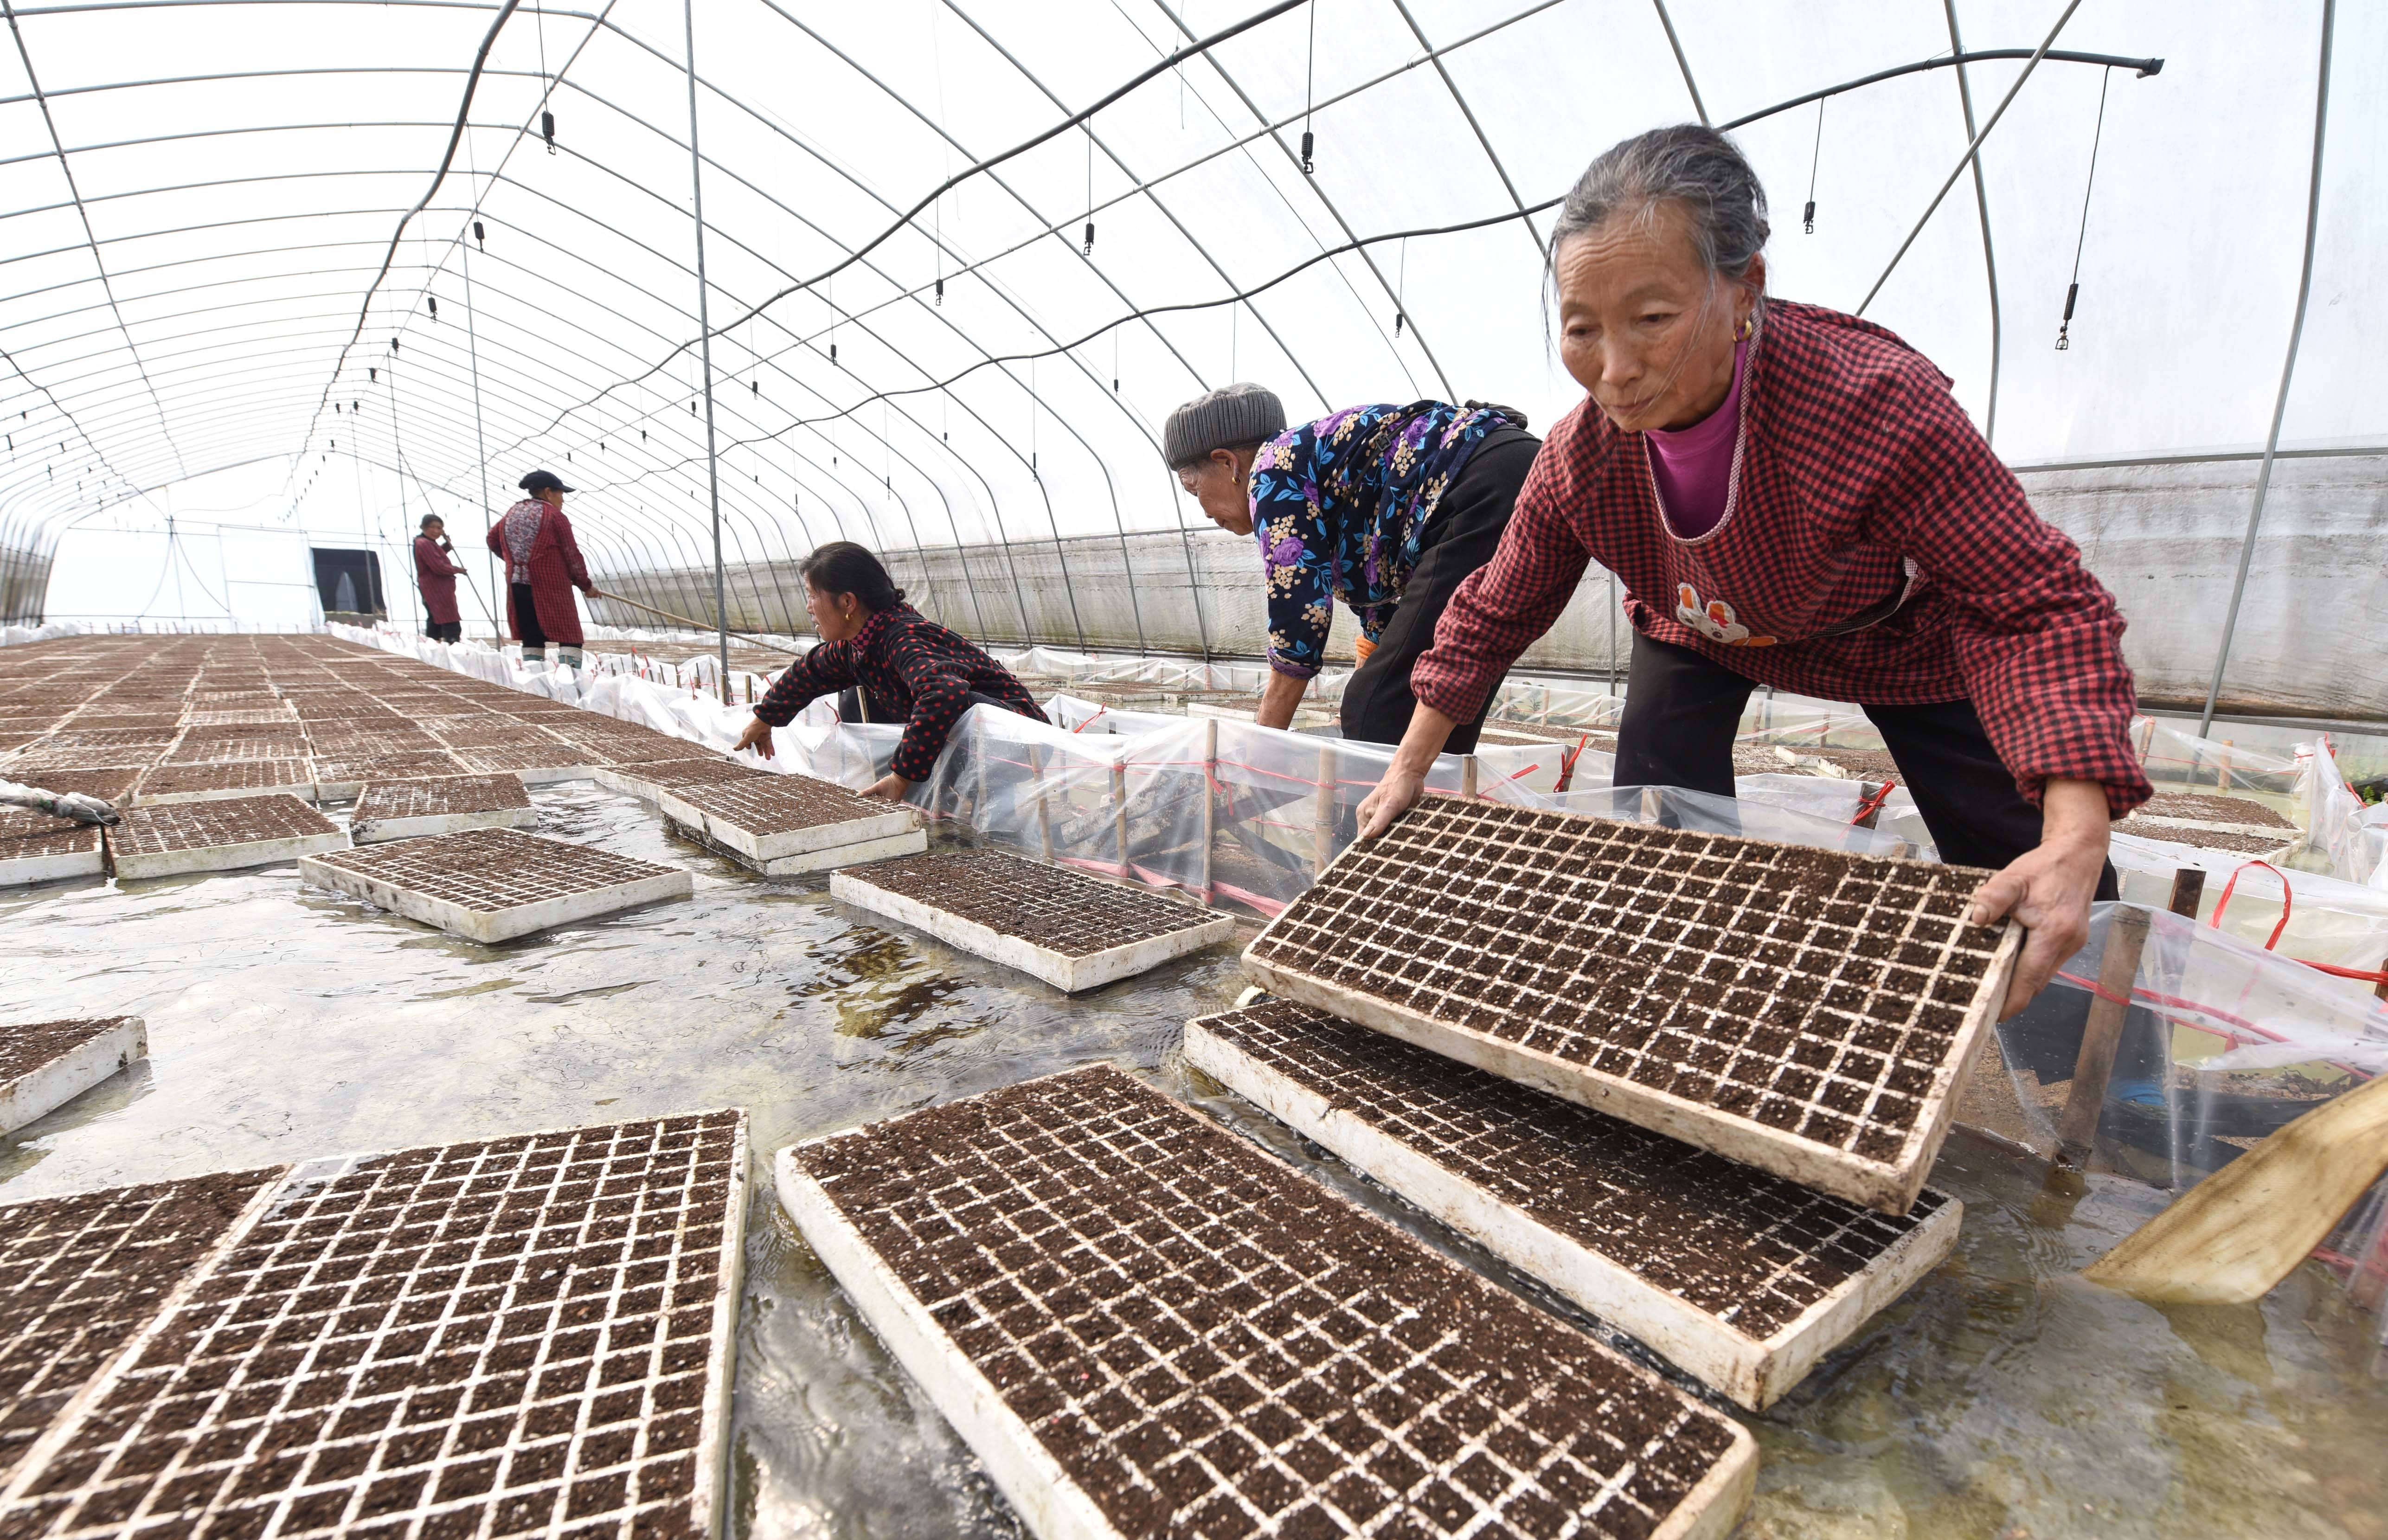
[139,762,314,798]
[308,753,468,785]
[0,1169,283,1479]
[0,808,103,860]
[352,776,533,822]
[1,1113,742,1540]
[111,796,340,855]
[164,737,308,766]
[308,829,678,913]
[672,775,894,836]
[1200,1002,1946,1341]
[851,850,1218,958]
[449,746,591,776]
[796,1066,1741,1540]
[0,1016,135,1085]
[1251,801,2004,1164]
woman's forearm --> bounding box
[1390,704,1460,776]
[1255,669,1310,730]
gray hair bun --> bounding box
[1553,124,1770,284]
[1163,382,1287,470]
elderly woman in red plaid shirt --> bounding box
[1357,125,2152,1017]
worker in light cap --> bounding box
[488,468,596,670]
[1168,384,1539,752]
[413,514,468,643]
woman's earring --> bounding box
[1734,315,1754,343]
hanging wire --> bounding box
[1804,97,1824,232]
[1300,0,1317,172]
[1083,134,1096,255]
[536,1,556,154]
[2056,66,2112,350]
[1393,237,1406,336]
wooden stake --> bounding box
[1313,745,1335,879]
[1459,754,1478,801]
[1200,717,1217,907]
[2057,905,2153,1166]
[2168,866,2206,919]
[1032,741,1054,864]
[1111,757,1132,880]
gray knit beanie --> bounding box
[1163,383,1287,469]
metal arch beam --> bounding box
[1942,0,2003,449]
[1714,49,2164,132]
[1385,0,1542,254]
[1,0,188,479]
[1650,0,1708,126]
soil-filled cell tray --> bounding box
[301,828,692,942]
[161,734,308,765]
[1186,1001,1960,1410]
[654,775,923,876]
[424,721,566,750]
[4,767,137,803]
[132,758,317,806]
[592,759,769,800]
[0,808,104,886]
[447,744,594,784]
[350,775,539,844]
[308,751,469,799]
[108,794,347,880]
[777,1065,1753,1540]
[0,1168,283,1481]
[2132,792,2295,831]
[1242,801,2021,1215]
[0,1016,148,1136]
[831,849,1234,993]
[0,1111,748,1540]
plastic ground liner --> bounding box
[350,774,539,843]
[300,828,692,941]
[132,758,316,806]
[107,794,347,880]
[0,1016,149,1136]
[1242,800,2021,1216]
[0,1168,285,1481]
[652,773,924,876]
[1186,1002,1960,1410]
[0,808,103,886]
[0,1112,749,1540]
[778,1065,1753,1540]
[831,849,1234,992]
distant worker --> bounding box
[1355,125,2152,1018]
[413,514,468,643]
[733,543,1047,801]
[487,468,595,670]
[1167,384,1538,753]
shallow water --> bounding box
[2,782,2381,1540]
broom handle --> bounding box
[586,589,805,657]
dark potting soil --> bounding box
[0,1167,284,1480]
[2117,822,2288,855]
[351,775,533,821]
[794,1064,1743,1540]
[671,773,897,836]
[310,827,680,913]
[308,751,470,784]
[109,794,340,855]
[1248,799,2007,1166]
[1197,1001,1950,1341]
[617,758,767,793]
[849,849,1216,957]
[0,1113,743,1540]
[449,744,593,775]
[136,760,313,798]
[0,1015,137,1085]
[0,808,102,860]
[424,721,568,750]
[2132,792,2294,829]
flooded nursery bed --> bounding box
[0,776,2382,1536]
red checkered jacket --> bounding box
[753,604,1047,783]
[1413,300,2151,816]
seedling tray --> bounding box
[654,774,923,876]
[777,1065,1753,1540]
[301,828,691,942]
[0,1111,748,1540]
[132,757,317,806]
[1242,800,2020,1215]
[591,759,768,800]
[448,743,594,783]
[107,794,347,880]
[0,1168,284,1481]
[831,849,1233,992]
[308,751,468,798]
[0,808,104,886]
[1186,1001,1960,1409]
[350,774,539,843]
[0,1016,148,1136]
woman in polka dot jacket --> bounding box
[733,543,1047,800]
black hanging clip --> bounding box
[369,367,376,382]
[2056,282,2078,350]
[1804,199,1816,235]
[474,220,486,250]
[1083,221,1095,256]
[1393,311,1405,338]
[934,276,944,305]
[1300,130,1315,173]
[428,295,438,321]
[542,110,557,154]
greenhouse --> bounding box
[2,3,2385,1539]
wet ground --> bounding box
[2,780,2382,1540]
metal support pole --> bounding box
[1033,740,1054,864]
[1200,717,1217,907]
[459,234,496,642]
[2200,0,2335,737]
[683,0,731,699]
[1111,757,1132,880]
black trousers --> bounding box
[1340,426,1541,755]
[509,583,547,648]
[1615,629,2117,894]
[426,620,462,643]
